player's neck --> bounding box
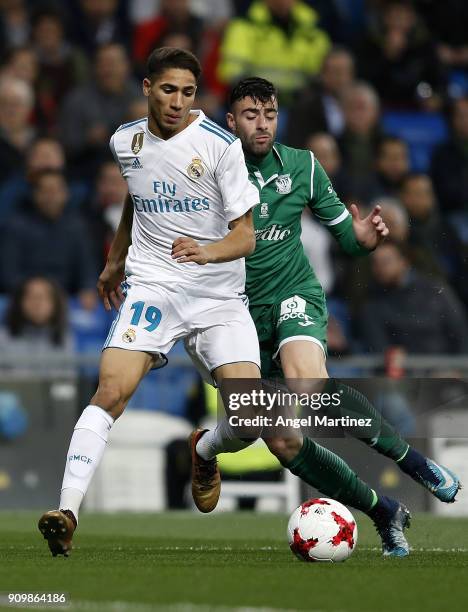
[245,147,275,170]
[147,111,197,140]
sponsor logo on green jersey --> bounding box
[255,223,291,241]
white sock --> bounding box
[196,418,257,460]
[59,405,114,521]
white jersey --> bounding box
[110,110,259,299]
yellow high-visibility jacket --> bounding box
[218,0,330,103]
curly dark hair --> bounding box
[5,277,68,346]
[229,77,278,108]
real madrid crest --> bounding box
[187,157,205,180]
[131,132,144,155]
[122,328,136,343]
[275,174,292,194]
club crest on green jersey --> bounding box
[131,132,144,155]
[275,174,292,194]
[259,202,269,218]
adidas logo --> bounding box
[132,157,143,169]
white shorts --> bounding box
[103,282,260,382]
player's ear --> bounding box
[142,78,152,97]
[226,112,235,133]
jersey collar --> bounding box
[246,143,284,189]
[145,109,205,142]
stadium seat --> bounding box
[382,111,448,172]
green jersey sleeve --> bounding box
[307,154,369,257]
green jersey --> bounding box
[245,142,368,306]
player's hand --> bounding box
[350,204,389,251]
[172,237,210,265]
[97,260,125,311]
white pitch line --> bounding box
[67,602,340,612]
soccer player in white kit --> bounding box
[38,48,261,556]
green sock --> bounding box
[282,437,377,513]
[325,380,409,461]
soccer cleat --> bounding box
[38,509,77,557]
[411,458,461,503]
[372,499,411,558]
[189,429,221,513]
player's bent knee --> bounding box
[91,381,129,419]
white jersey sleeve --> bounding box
[216,139,259,223]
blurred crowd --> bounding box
[0,0,467,361]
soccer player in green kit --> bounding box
[191,78,460,557]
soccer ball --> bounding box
[287,498,358,562]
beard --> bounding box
[243,133,274,158]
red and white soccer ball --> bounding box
[287,498,358,562]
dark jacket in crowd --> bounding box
[360,270,468,354]
[0,209,97,294]
[431,139,468,213]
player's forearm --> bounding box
[205,223,256,263]
[107,193,133,266]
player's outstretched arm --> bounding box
[172,210,256,265]
[97,192,133,311]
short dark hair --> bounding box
[229,77,277,108]
[146,47,201,82]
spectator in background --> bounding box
[0,45,38,86]
[338,198,410,318]
[0,0,30,55]
[431,96,468,217]
[375,197,410,243]
[0,169,97,309]
[67,0,131,57]
[360,240,468,354]
[31,9,89,134]
[286,46,355,147]
[305,132,352,202]
[0,277,75,373]
[369,136,410,200]
[356,0,445,110]
[0,137,88,220]
[133,0,205,70]
[58,43,140,178]
[399,173,453,280]
[337,81,382,203]
[86,160,127,265]
[0,76,35,186]
[218,0,330,106]
[416,0,468,71]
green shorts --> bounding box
[249,291,328,378]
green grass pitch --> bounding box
[1,511,467,612]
